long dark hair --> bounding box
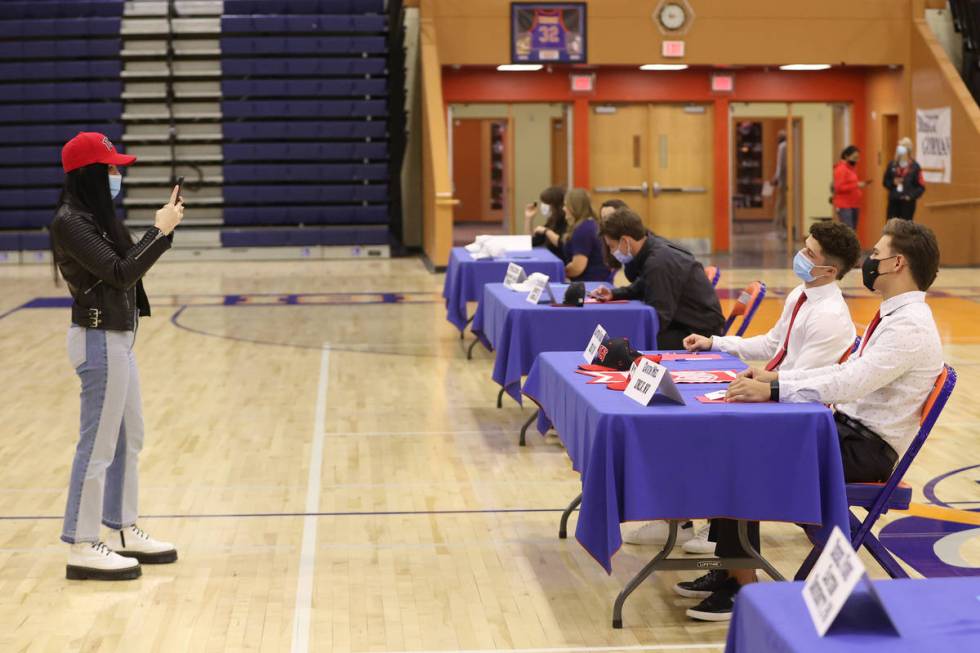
[57,163,132,255]
[539,186,566,231]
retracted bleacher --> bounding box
[0,0,125,262]
[1,0,404,262]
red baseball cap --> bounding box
[61,132,137,173]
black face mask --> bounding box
[862,255,897,292]
[847,159,857,167]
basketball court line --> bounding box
[290,344,330,653]
[372,645,725,653]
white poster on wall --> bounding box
[916,107,952,183]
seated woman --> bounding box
[524,186,567,261]
[535,188,610,282]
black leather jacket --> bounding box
[50,201,172,331]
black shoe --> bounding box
[685,579,740,622]
[673,569,729,599]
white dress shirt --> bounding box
[711,283,856,372]
[779,291,944,457]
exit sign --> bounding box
[570,73,594,92]
[662,40,685,58]
[711,73,735,92]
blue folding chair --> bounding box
[704,265,721,288]
[722,281,766,336]
[795,364,957,580]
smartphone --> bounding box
[173,176,185,204]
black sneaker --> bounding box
[673,569,729,599]
[685,579,740,622]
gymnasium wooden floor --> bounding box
[1,256,978,652]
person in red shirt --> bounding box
[832,145,866,230]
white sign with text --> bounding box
[583,324,608,363]
[503,263,527,289]
[525,273,550,304]
[623,359,685,406]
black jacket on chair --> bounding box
[50,200,172,331]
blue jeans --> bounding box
[62,326,144,544]
[837,207,859,231]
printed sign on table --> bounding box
[624,358,685,406]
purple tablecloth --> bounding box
[727,577,980,651]
[471,283,659,404]
[442,247,566,333]
[522,351,848,573]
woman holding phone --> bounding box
[50,132,184,580]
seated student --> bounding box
[677,218,943,622]
[525,186,567,260]
[598,199,648,283]
[672,221,862,553]
[537,188,611,281]
[592,207,724,349]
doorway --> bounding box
[588,103,714,254]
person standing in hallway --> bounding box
[883,137,926,221]
[832,145,867,230]
[771,130,788,238]
[50,132,183,581]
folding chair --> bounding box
[722,281,766,336]
[704,265,721,288]
[795,364,957,580]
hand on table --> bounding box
[725,376,772,403]
[589,286,614,302]
[683,334,712,352]
[737,366,778,383]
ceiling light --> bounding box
[639,64,689,71]
[779,64,831,71]
[497,64,543,72]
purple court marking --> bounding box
[170,305,456,358]
[0,507,568,521]
[876,465,980,578]
[923,463,980,508]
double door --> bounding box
[589,104,714,249]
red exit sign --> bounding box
[570,73,595,92]
[662,40,685,58]
[711,73,735,92]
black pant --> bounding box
[658,322,718,350]
[710,413,898,558]
[837,207,859,231]
[887,198,916,221]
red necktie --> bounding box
[857,310,882,357]
[765,292,808,371]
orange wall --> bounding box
[431,0,909,66]
[443,67,870,251]
[865,69,905,243]
[908,20,980,266]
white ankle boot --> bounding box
[106,524,178,564]
[67,541,141,581]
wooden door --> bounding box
[647,104,714,244]
[588,104,650,223]
[452,119,483,222]
[550,117,568,188]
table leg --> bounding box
[559,493,582,539]
[497,387,505,408]
[462,313,475,339]
[466,336,481,360]
[519,409,538,447]
[737,520,785,581]
[612,521,680,629]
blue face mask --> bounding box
[612,240,633,265]
[793,250,816,282]
[108,174,122,199]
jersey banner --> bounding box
[511,3,586,63]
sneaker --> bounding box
[106,524,178,564]
[622,520,694,546]
[682,522,717,555]
[66,541,141,581]
[673,569,729,599]
[686,579,741,622]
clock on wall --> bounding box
[653,0,694,35]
